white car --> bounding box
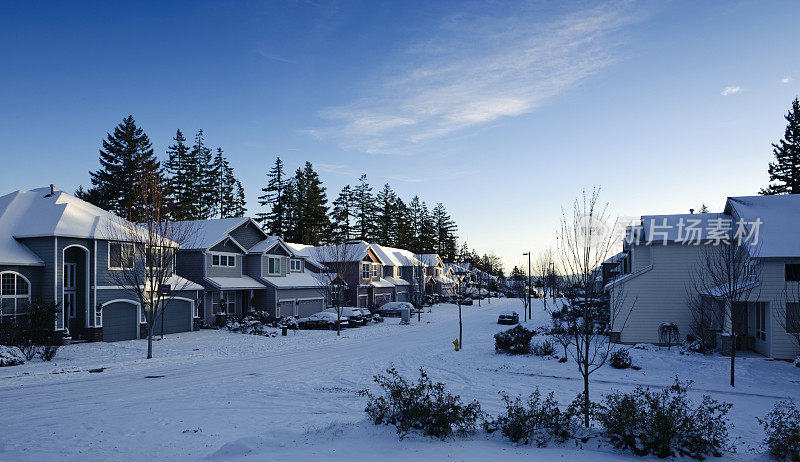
[298,311,349,330]
[324,307,364,326]
[377,302,414,317]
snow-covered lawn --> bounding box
[0,298,796,460]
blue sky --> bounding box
[1,0,799,271]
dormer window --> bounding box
[371,264,379,278]
[393,266,399,278]
[361,263,370,279]
[290,259,302,272]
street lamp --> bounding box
[522,252,531,322]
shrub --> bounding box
[596,377,732,459]
[361,367,483,440]
[493,388,578,446]
[758,400,800,461]
[494,325,534,355]
[5,300,61,361]
[659,322,680,350]
[532,339,556,357]
[0,345,25,367]
[609,349,632,369]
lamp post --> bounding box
[522,252,531,322]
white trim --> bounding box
[53,237,58,329]
[93,240,97,328]
[295,297,324,301]
[207,235,248,253]
[62,244,91,331]
[267,256,281,275]
[0,271,32,320]
[168,296,196,331]
[107,241,134,270]
[100,298,141,328]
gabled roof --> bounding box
[285,242,325,269]
[0,187,143,266]
[725,194,800,258]
[415,254,443,267]
[311,241,383,264]
[173,217,255,251]
[638,213,729,244]
[249,235,295,256]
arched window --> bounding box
[1,272,31,319]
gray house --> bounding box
[0,187,202,342]
[372,244,415,303]
[174,218,325,323]
[608,195,800,360]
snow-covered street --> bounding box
[0,298,797,461]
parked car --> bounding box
[357,307,373,323]
[377,301,414,317]
[325,307,364,326]
[298,311,349,330]
[497,310,519,325]
[460,297,473,305]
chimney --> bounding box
[689,208,694,214]
[44,184,55,198]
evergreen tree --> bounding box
[163,129,195,220]
[394,198,414,250]
[212,147,242,218]
[432,203,457,260]
[509,266,525,281]
[256,157,288,237]
[283,179,299,241]
[286,162,329,245]
[232,181,247,217]
[698,203,709,214]
[418,201,437,254]
[353,174,375,241]
[185,129,214,219]
[329,185,354,243]
[375,183,399,246]
[761,98,800,195]
[88,115,163,221]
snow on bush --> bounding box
[532,339,556,357]
[0,345,25,367]
[794,355,800,368]
[758,400,800,461]
[489,388,579,446]
[226,317,277,337]
[633,343,656,351]
[595,377,733,459]
[361,367,483,440]
[494,325,535,355]
[279,317,299,330]
[609,349,632,369]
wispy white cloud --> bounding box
[306,1,643,154]
[782,76,792,84]
[721,86,741,96]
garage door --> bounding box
[396,291,409,302]
[278,300,295,318]
[102,302,139,342]
[297,299,324,317]
[153,299,193,335]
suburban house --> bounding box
[246,236,325,319]
[174,218,325,324]
[311,241,393,308]
[415,254,447,295]
[0,187,202,342]
[372,244,414,303]
[607,195,800,360]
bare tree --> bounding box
[686,291,717,355]
[535,249,555,311]
[689,240,761,387]
[557,187,633,427]
[105,171,197,359]
[313,242,360,336]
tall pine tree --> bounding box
[285,162,329,245]
[88,115,163,221]
[353,174,375,241]
[163,129,195,220]
[375,183,399,246]
[432,203,457,260]
[256,157,288,236]
[761,98,800,195]
[329,185,354,243]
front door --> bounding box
[63,263,77,336]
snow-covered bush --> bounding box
[532,339,556,357]
[758,400,800,461]
[279,317,299,330]
[609,349,632,369]
[491,388,578,446]
[0,345,25,367]
[226,317,276,337]
[794,355,800,368]
[8,300,62,361]
[494,325,534,355]
[658,322,680,350]
[362,367,483,440]
[633,343,656,351]
[596,377,732,459]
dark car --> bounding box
[460,297,473,306]
[298,311,349,330]
[497,310,519,325]
[325,307,364,326]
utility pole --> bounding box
[523,252,531,322]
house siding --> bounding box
[229,222,264,249]
[205,252,242,278]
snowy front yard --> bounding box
[0,298,797,461]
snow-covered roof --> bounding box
[310,241,380,264]
[260,271,322,289]
[173,217,255,251]
[725,194,800,258]
[249,235,295,256]
[285,242,325,269]
[165,274,204,291]
[371,244,403,267]
[370,278,395,288]
[415,254,442,267]
[391,248,424,267]
[204,275,266,290]
[385,277,410,286]
[638,213,730,244]
[0,187,145,266]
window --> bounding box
[786,264,800,282]
[290,259,302,272]
[787,303,800,334]
[755,302,767,340]
[393,266,399,278]
[212,254,236,267]
[109,242,134,269]
[212,292,236,315]
[362,263,370,279]
[0,272,30,319]
[371,264,378,278]
[268,257,281,275]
